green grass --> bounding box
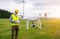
[0,18,60,39]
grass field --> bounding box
[0,18,60,39]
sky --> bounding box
[0,0,60,18]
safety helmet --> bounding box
[15,9,19,14]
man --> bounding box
[10,9,21,39]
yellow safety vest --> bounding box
[11,14,20,26]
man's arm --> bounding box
[10,16,17,23]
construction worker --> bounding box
[10,9,21,39]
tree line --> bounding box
[0,9,11,18]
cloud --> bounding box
[0,0,35,18]
[30,0,60,6]
[14,0,23,4]
[0,0,14,1]
[0,0,60,18]
[0,1,21,13]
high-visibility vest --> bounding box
[11,14,20,26]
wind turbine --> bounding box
[44,13,50,19]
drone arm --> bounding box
[27,20,29,30]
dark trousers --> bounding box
[11,25,19,39]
